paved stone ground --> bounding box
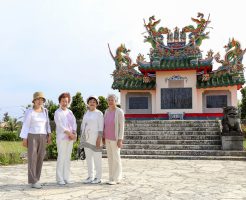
[0,159,246,200]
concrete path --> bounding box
[0,159,246,200]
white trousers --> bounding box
[56,140,73,182]
[84,148,102,179]
[105,139,122,182]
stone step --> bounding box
[126,124,219,128]
[125,127,220,131]
[122,144,221,150]
[115,149,246,157]
[124,130,220,136]
[123,139,222,145]
[125,120,219,126]
[124,135,221,140]
[102,155,246,161]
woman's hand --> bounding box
[47,134,52,144]
[22,139,28,147]
[64,130,70,135]
[96,137,101,149]
[117,139,123,148]
[69,133,77,141]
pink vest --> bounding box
[104,111,116,141]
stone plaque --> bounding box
[206,95,227,108]
[161,88,192,109]
[129,97,148,109]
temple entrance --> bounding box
[161,88,192,109]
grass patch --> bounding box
[0,141,27,165]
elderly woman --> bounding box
[20,92,51,189]
[54,92,77,185]
[80,95,104,184]
[103,94,125,185]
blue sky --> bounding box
[0,0,245,119]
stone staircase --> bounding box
[103,120,246,160]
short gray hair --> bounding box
[107,94,118,103]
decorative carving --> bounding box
[167,75,187,81]
[214,38,246,73]
[108,44,138,70]
[202,74,210,82]
[143,76,150,83]
[182,12,211,47]
[108,44,141,80]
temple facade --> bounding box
[109,13,245,120]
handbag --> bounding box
[77,122,87,160]
[76,147,86,160]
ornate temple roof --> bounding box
[138,57,213,72]
[109,13,245,90]
[112,77,156,90]
[197,72,245,89]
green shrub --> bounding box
[0,131,20,141]
[46,131,80,160]
[0,152,24,165]
[0,141,26,165]
[46,132,58,159]
[71,140,80,160]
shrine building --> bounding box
[109,13,245,120]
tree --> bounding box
[97,96,108,114]
[4,117,21,132]
[1,112,21,132]
[3,112,10,122]
[45,100,59,120]
[240,87,246,119]
[70,92,86,120]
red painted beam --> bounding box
[139,66,212,74]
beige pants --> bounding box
[27,134,47,184]
[105,139,122,182]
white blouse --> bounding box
[20,108,51,139]
[54,108,77,141]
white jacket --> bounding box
[54,108,77,142]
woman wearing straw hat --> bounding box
[20,92,51,189]
[80,95,104,184]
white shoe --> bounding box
[31,182,42,189]
[83,177,93,184]
[91,178,101,184]
[107,181,116,185]
[64,180,73,184]
[57,181,66,185]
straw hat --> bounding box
[87,95,99,105]
[32,92,46,103]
